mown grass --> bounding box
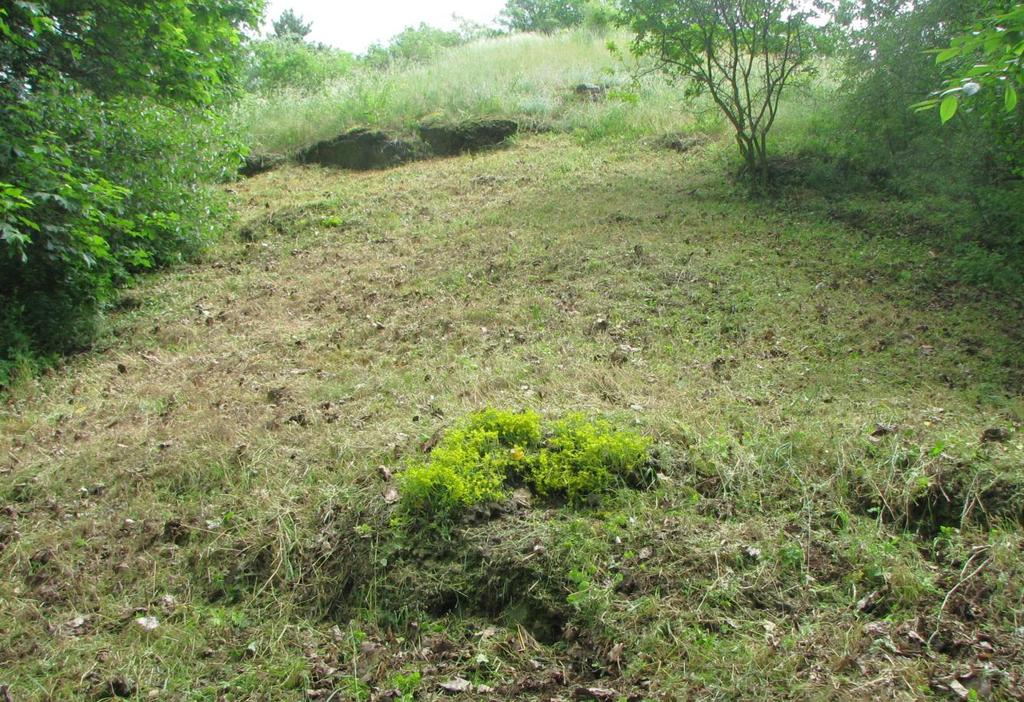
[1,135,1022,700]
[232,30,717,157]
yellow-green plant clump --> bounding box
[399,409,651,524]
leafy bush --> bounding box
[246,39,357,94]
[464,407,543,447]
[398,410,651,528]
[915,3,1024,124]
[0,87,241,383]
[271,8,312,41]
[582,1,619,35]
[621,0,826,186]
[838,0,1023,282]
[0,0,258,384]
[365,23,468,67]
[499,0,587,33]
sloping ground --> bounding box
[1,136,1023,701]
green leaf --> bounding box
[1006,85,1019,111]
[940,94,959,123]
[935,47,960,63]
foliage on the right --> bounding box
[915,3,1024,124]
[619,0,829,188]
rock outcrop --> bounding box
[418,119,519,156]
[298,129,420,170]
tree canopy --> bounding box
[0,0,262,104]
[916,3,1024,122]
[499,0,585,34]
[271,8,312,42]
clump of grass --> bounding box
[398,409,652,525]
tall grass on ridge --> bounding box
[231,31,715,157]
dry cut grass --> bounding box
[1,135,1022,700]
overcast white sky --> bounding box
[262,0,508,53]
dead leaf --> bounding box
[266,387,288,405]
[135,616,159,632]
[864,621,889,638]
[871,423,897,438]
[948,679,970,700]
[610,346,630,365]
[64,615,87,635]
[104,677,136,699]
[512,487,532,509]
[856,590,881,613]
[420,428,444,453]
[383,486,399,505]
[607,641,625,667]
[439,677,472,694]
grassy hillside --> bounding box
[232,31,718,157]
[1,133,1022,700]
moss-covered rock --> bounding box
[418,119,519,156]
[299,128,421,170]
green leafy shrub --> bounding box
[365,23,468,67]
[398,410,651,527]
[500,0,587,34]
[0,0,257,384]
[246,39,357,94]
[1,87,241,383]
[582,1,620,35]
[463,407,543,447]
